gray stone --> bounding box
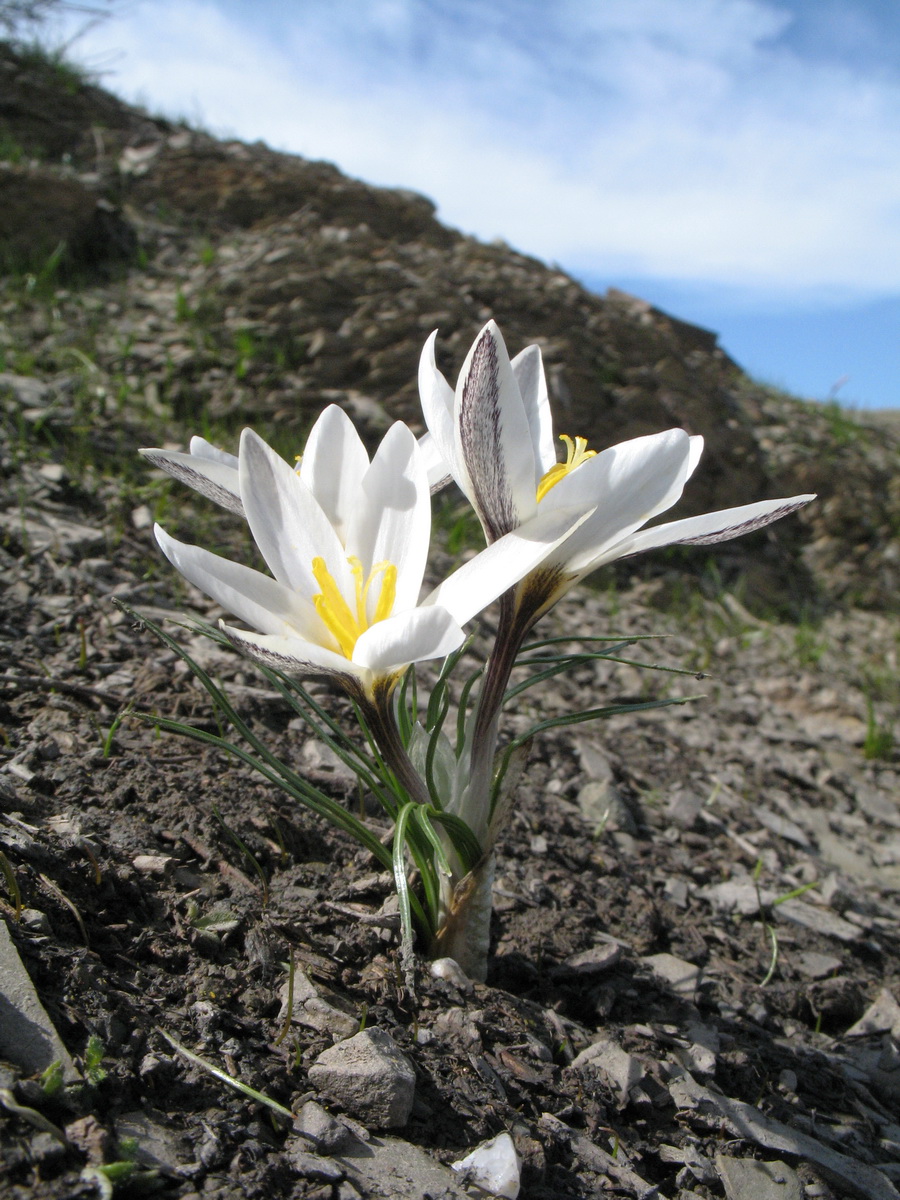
[308,1028,416,1128]
[642,952,703,997]
[667,788,705,829]
[795,951,843,979]
[845,987,900,1038]
[775,899,862,943]
[279,968,361,1039]
[577,779,636,833]
[552,942,621,979]
[574,738,616,782]
[286,1146,345,1183]
[699,880,773,915]
[674,1023,719,1077]
[293,1100,361,1154]
[570,1038,646,1106]
[756,807,812,848]
[0,510,105,559]
[715,1155,803,1200]
[0,372,52,408]
[19,908,52,935]
[114,1109,191,1173]
[664,878,690,908]
[0,920,79,1082]
[337,1134,469,1199]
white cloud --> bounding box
[62,0,900,295]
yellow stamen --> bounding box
[312,555,398,659]
[536,434,597,502]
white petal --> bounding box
[611,494,816,559]
[239,429,348,598]
[418,331,458,472]
[424,501,595,627]
[511,342,556,478]
[153,525,320,640]
[418,430,453,493]
[189,436,239,470]
[348,422,431,615]
[299,404,369,543]
[543,428,693,575]
[353,606,464,673]
[455,321,538,541]
[687,434,704,479]
[139,447,243,515]
[220,623,365,682]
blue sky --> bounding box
[55,0,900,408]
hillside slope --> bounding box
[1,41,898,612]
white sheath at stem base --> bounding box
[431,853,496,983]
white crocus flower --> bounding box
[152,407,592,699]
[418,321,816,981]
[140,414,449,516]
[420,320,815,621]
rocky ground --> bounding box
[1,37,900,1200]
[2,373,900,1199]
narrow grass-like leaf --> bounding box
[491,695,701,805]
[455,664,485,759]
[759,923,779,986]
[514,639,636,665]
[504,643,637,702]
[213,806,269,906]
[181,619,378,778]
[423,699,452,810]
[157,1029,293,1120]
[103,703,132,757]
[507,647,698,704]
[772,881,819,906]
[392,803,419,966]
[516,694,701,744]
[420,808,482,876]
[410,807,453,881]
[396,666,416,746]
[520,632,664,652]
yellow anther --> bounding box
[312,555,398,659]
[536,434,597,501]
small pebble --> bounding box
[452,1131,521,1199]
[430,957,472,990]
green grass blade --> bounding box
[421,808,482,875]
[157,1029,293,1120]
[392,803,419,961]
[521,632,664,652]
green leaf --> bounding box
[157,1028,294,1120]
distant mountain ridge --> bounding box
[1,40,898,611]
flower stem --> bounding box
[359,683,431,807]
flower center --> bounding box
[536,434,597,502]
[312,555,398,659]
